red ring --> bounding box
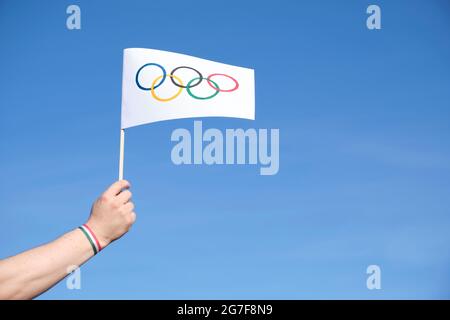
[206,73,239,92]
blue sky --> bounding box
[0,0,449,299]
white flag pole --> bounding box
[118,129,125,180]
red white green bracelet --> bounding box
[78,224,102,255]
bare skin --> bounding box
[0,180,136,300]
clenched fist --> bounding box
[86,180,136,248]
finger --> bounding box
[105,180,130,197]
[116,190,132,204]
[129,212,137,224]
[122,201,135,213]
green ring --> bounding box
[186,77,220,100]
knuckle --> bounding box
[100,194,110,203]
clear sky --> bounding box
[0,0,449,299]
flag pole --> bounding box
[118,129,125,180]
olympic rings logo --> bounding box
[135,63,239,102]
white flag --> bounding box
[121,48,255,129]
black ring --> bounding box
[170,66,203,88]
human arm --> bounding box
[0,180,136,300]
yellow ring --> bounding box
[150,74,184,102]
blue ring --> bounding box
[135,63,166,91]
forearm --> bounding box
[0,228,96,299]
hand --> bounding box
[85,180,136,248]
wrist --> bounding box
[81,221,111,252]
